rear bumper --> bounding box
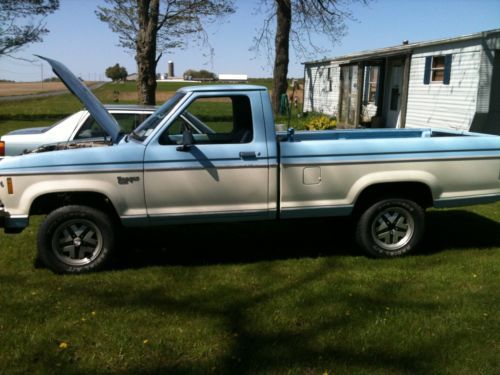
[0,206,28,233]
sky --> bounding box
[1,0,499,82]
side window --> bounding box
[160,95,253,145]
[74,116,106,139]
[75,113,152,139]
[113,113,151,133]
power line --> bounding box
[0,68,39,75]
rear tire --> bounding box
[37,205,115,274]
[355,198,425,258]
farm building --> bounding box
[303,29,500,134]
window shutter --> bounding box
[423,56,432,85]
[443,54,452,85]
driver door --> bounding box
[143,91,271,223]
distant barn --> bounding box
[303,29,500,135]
[217,74,248,83]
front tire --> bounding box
[355,198,425,258]
[37,205,116,274]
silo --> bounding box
[168,61,174,78]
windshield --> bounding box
[130,92,185,141]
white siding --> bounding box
[476,48,494,114]
[405,41,482,131]
[303,64,340,115]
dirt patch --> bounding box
[0,81,94,97]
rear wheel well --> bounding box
[30,192,119,222]
[353,182,433,215]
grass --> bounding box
[0,82,499,373]
[0,204,499,374]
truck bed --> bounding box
[277,128,500,218]
[278,128,481,142]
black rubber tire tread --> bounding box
[37,205,115,274]
[355,198,425,258]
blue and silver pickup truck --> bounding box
[1,57,499,274]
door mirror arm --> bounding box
[176,126,194,152]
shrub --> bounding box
[183,69,216,80]
[305,115,337,131]
[105,63,128,82]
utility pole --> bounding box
[41,63,44,89]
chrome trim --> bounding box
[0,168,143,177]
[148,209,276,225]
[280,205,353,219]
[281,154,500,167]
[144,164,270,173]
[0,164,272,177]
[433,194,500,208]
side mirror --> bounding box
[176,126,194,151]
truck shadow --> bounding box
[115,209,500,270]
[117,217,359,269]
[422,209,500,254]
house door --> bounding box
[386,62,403,128]
[338,65,358,127]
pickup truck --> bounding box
[1,57,499,274]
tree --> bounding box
[105,63,128,82]
[96,0,234,105]
[254,0,369,114]
[0,0,59,58]
[183,69,216,80]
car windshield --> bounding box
[129,92,185,141]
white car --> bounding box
[0,105,156,157]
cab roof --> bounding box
[178,85,267,93]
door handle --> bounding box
[239,151,257,159]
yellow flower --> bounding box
[59,342,68,349]
[143,339,149,345]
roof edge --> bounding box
[303,28,500,66]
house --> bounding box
[126,73,138,81]
[303,29,500,134]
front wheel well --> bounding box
[30,192,119,222]
[353,182,434,215]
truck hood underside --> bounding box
[36,56,122,144]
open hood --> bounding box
[36,56,121,144]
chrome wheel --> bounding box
[371,206,415,251]
[52,219,104,266]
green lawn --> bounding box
[0,203,499,374]
[0,83,499,374]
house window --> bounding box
[363,66,380,104]
[431,56,445,82]
[424,54,452,85]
